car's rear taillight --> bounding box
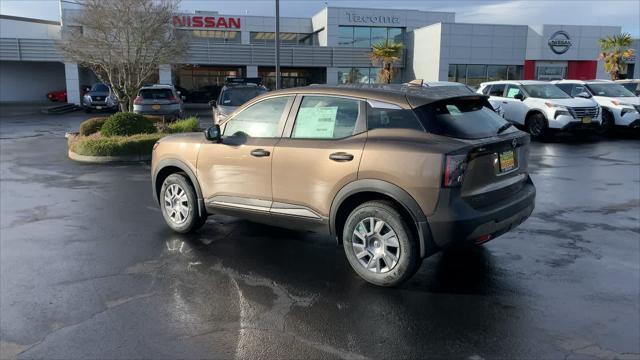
[443,154,467,187]
[168,95,180,104]
[133,96,143,105]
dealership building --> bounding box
[0,1,637,104]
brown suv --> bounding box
[151,85,535,286]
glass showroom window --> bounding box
[448,64,523,85]
[337,67,398,84]
[250,32,314,46]
[337,26,405,48]
[183,30,241,43]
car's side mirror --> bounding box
[204,125,222,143]
[514,93,525,101]
[575,92,591,99]
[209,100,217,108]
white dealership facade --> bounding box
[0,1,637,103]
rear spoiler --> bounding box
[406,93,490,108]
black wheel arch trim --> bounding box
[152,158,206,217]
[329,178,435,258]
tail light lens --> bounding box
[443,154,467,187]
[133,96,143,105]
[168,95,180,104]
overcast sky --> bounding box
[1,0,639,36]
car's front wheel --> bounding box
[342,201,421,287]
[526,113,548,140]
[160,173,206,233]
[598,110,614,136]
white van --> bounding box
[553,80,640,133]
[477,80,601,138]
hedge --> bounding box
[168,117,200,133]
[70,133,164,156]
[79,117,108,136]
[101,112,156,137]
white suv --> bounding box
[478,80,601,138]
[553,80,640,133]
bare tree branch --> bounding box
[59,0,187,111]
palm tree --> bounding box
[598,33,635,80]
[369,41,404,84]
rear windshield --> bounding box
[586,83,636,97]
[522,84,570,99]
[91,84,109,92]
[414,97,509,139]
[220,87,267,106]
[139,89,174,99]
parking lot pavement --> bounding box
[1,111,638,360]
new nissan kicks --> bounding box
[151,85,536,287]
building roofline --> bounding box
[0,14,60,26]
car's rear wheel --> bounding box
[342,201,421,287]
[160,173,206,233]
[526,113,548,140]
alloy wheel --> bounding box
[352,217,401,273]
[163,184,189,224]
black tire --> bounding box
[160,173,207,233]
[598,110,615,136]
[526,113,549,140]
[342,201,421,287]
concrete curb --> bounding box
[68,150,150,163]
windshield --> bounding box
[619,83,640,95]
[91,84,109,92]
[139,89,174,100]
[414,98,510,139]
[587,83,636,97]
[522,84,570,99]
[220,87,267,106]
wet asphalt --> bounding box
[0,107,639,360]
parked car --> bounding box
[211,78,268,123]
[151,85,535,287]
[615,79,640,96]
[188,85,222,103]
[405,80,505,117]
[82,83,119,113]
[47,85,90,102]
[133,84,184,120]
[553,79,640,133]
[478,80,601,138]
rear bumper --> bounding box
[425,176,535,250]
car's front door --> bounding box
[502,84,529,125]
[198,95,294,214]
[271,94,367,228]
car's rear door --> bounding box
[502,85,528,125]
[198,95,294,216]
[270,94,367,229]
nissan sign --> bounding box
[173,15,241,29]
[548,31,572,54]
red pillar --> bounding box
[524,60,536,80]
[566,61,597,80]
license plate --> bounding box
[498,150,516,173]
[152,105,161,110]
[582,116,592,124]
[96,106,102,110]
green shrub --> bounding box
[70,133,164,156]
[168,117,200,133]
[101,112,156,137]
[79,117,108,136]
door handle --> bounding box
[502,101,508,104]
[329,152,354,162]
[250,149,270,157]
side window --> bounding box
[505,85,523,99]
[291,96,360,139]
[481,86,491,95]
[488,84,506,97]
[367,100,424,131]
[223,96,292,138]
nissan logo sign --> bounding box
[548,31,572,54]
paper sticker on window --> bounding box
[446,104,463,116]
[507,88,520,98]
[293,106,338,138]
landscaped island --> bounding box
[67,113,200,162]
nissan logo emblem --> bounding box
[548,31,572,54]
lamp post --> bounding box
[275,0,281,89]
